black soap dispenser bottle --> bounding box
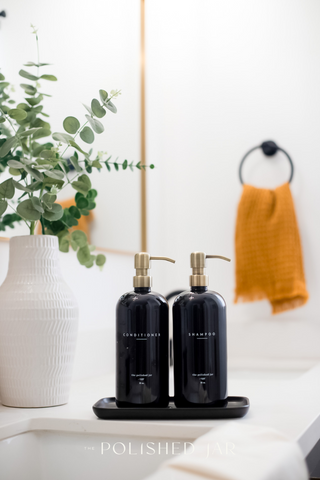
[116,253,175,408]
[173,252,230,408]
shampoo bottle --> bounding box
[173,252,230,408]
[116,253,175,408]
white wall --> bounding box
[0,0,141,252]
[146,0,320,331]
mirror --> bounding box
[0,0,143,253]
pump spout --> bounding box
[189,252,231,287]
[134,252,175,288]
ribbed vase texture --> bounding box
[0,235,79,407]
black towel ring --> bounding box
[239,140,294,185]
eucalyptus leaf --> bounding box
[0,136,18,158]
[40,150,56,159]
[25,166,44,182]
[105,101,117,113]
[43,177,64,189]
[80,126,94,144]
[32,128,51,140]
[42,193,57,206]
[0,199,8,216]
[19,69,39,81]
[19,127,43,138]
[31,197,44,213]
[12,181,32,193]
[26,95,43,107]
[69,140,88,156]
[20,84,37,95]
[92,160,102,169]
[71,181,90,196]
[85,115,104,134]
[69,155,82,173]
[17,199,41,221]
[76,197,89,209]
[8,109,27,121]
[52,132,73,144]
[96,254,106,267]
[16,104,31,112]
[84,255,95,268]
[7,160,24,169]
[9,168,21,176]
[42,203,63,221]
[63,116,80,135]
[71,230,87,248]
[59,236,69,253]
[44,169,65,180]
[91,99,106,118]
[82,104,93,116]
[0,179,15,199]
[99,90,108,102]
[69,206,81,219]
[40,74,57,81]
[78,174,91,190]
[77,246,91,265]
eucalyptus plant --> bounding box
[0,26,154,269]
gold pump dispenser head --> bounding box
[133,252,175,288]
[189,252,231,287]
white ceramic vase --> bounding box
[0,235,79,408]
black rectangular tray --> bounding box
[92,396,250,420]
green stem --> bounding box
[30,221,36,235]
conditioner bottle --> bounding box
[116,253,175,408]
[173,252,230,408]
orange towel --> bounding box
[234,182,308,314]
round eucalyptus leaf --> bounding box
[76,196,89,209]
[91,99,106,118]
[52,132,74,144]
[0,117,5,124]
[85,115,104,134]
[0,178,15,199]
[77,246,91,265]
[105,101,117,114]
[63,116,80,135]
[96,254,106,267]
[42,203,63,221]
[0,73,5,81]
[8,109,27,121]
[0,199,8,216]
[44,170,65,180]
[69,206,81,219]
[80,126,94,144]
[16,103,31,111]
[99,90,108,102]
[72,230,87,248]
[17,199,41,221]
[59,237,70,253]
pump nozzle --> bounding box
[134,252,175,288]
[190,252,231,287]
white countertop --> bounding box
[0,364,319,458]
